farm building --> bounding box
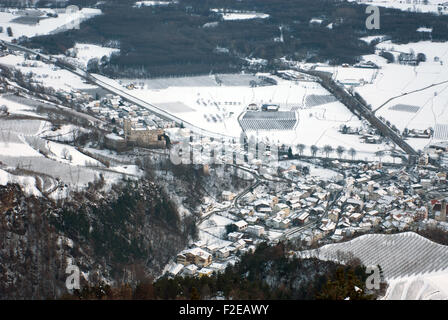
[261,104,280,112]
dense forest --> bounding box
[0,179,197,299]
[62,242,378,300]
[22,0,448,78]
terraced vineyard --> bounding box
[385,275,448,300]
[304,94,337,108]
[297,232,448,281]
[434,124,448,140]
[240,111,297,131]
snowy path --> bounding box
[373,78,448,113]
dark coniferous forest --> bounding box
[21,0,448,78]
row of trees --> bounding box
[296,143,357,160]
[0,26,13,37]
[294,144,388,162]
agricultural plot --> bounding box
[0,8,101,41]
[105,72,398,161]
[11,16,46,25]
[348,0,448,15]
[0,119,46,157]
[157,102,195,113]
[385,272,448,300]
[433,124,448,140]
[216,74,260,86]
[0,53,98,92]
[123,75,220,90]
[355,42,448,138]
[113,73,308,138]
[297,232,448,281]
[313,40,448,152]
[0,131,42,157]
[0,103,140,198]
[122,74,263,90]
[0,168,41,197]
[3,94,54,109]
[0,119,44,136]
[39,124,88,143]
[240,111,297,131]
[0,155,117,189]
[389,104,421,113]
[0,95,44,118]
[304,94,337,108]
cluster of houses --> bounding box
[403,127,433,139]
[238,176,335,231]
[83,94,176,149]
[168,234,258,278]
[166,156,448,279]
[353,61,380,69]
[424,142,448,167]
[84,94,172,129]
[245,103,281,112]
[3,40,448,281]
[42,89,174,150]
[2,49,176,150]
[339,124,383,144]
[297,162,447,245]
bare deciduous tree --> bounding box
[323,145,333,158]
[336,145,345,159]
[61,148,70,160]
[311,145,319,157]
[297,143,305,156]
[349,148,357,160]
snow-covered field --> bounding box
[111,73,399,161]
[0,168,42,197]
[0,118,46,157]
[220,12,270,21]
[360,35,388,45]
[298,232,448,280]
[133,1,177,7]
[279,159,344,181]
[385,272,448,300]
[67,43,120,69]
[367,41,448,144]
[0,7,101,41]
[0,48,404,162]
[0,52,97,92]
[40,124,89,142]
[198,213,234,248]
[0,94,45,118]
[297,232,448,299]
[314,39,448,152]
[0,96,143,198]
[211,9,270,20]
[349,0,448,15]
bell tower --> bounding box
[123,119,132,140]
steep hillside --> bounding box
[63,242,377,300]
[0,178,197,299]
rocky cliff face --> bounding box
[0,179,197,299]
